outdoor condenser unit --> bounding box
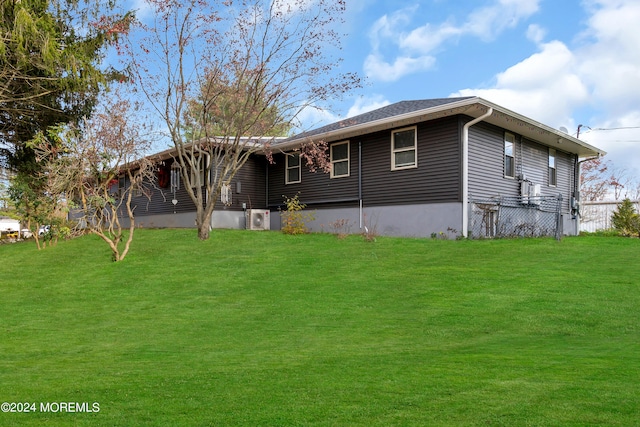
[520,181,531,204]
[246,209,270,231]
[520,181,542,205]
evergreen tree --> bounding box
[611,198,640,237]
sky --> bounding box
[295,0,640,177]
[125,0,640,178]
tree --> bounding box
[580,157,615,202]
[1,0,132,177]
[611,198,640,237]
[125,0,360,240]
[33,96,155,261]
[7,166,59,249]
[581,157,640,201]
[186,70,292,139]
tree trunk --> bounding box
[197,210,213,240]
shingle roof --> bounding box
[275,97,475,145]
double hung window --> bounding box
[391,127,417,170]
[548,148,557,186]
[286,153,301,184]
[330,141,350,178]
[504,132,515,178]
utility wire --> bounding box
[584,126,640,132]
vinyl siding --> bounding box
[468,121,576,213]
[131,155,267,217]
[268,145,360,208]
[269,116,461,208]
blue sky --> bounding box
[126,0,640,180]
[295,0,640,178]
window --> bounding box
[391,126,417,170]
[548,148,557,186]
[330,141,350,178]
[504,132,515,178]
[286,153,301,184]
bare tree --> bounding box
[34,96,155,261]
[581,157,640,201]
[124,0,360,240]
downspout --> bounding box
[462,108,493,238]
[358,141,363,230]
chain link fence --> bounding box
[469,195,563,240]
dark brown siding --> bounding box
[230,155,268,210]
[268,142,360,209]
[361,117,461,206]
[131,155,267,216]
[269,116,462,208]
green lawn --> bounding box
[1,230,639,426]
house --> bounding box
[125,97,606,238]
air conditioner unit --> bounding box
[530,184,542,206]
[520,181,531,204]
[520,181,542,205]
[246,209,270,230]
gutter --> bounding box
[274,98,481,152]
[462,107,493,238]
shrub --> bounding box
[281,194,315,235]
[328,219,352,239]
[611,198,640,237]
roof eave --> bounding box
[274,97,606,158]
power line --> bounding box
[585,126,640,132]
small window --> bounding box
[391,126,417,170]
[548,148,557,186]
[504,133,515,178]
[330,141,350,178]
[286,153,301,184]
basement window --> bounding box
[391,126,417,170]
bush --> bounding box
[281,194,315,235]
[611,198,640,237]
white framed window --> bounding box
[548,148,557,186]
[391,126,417,170]
[286,153,301,184]
[330,141,350,178]
[504,132,515,178]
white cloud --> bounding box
[452,0,640,172]
[464,0,540,41]
[346,95,391,118]
[577,1,640,113]
[526,24,546,43]
[293,105,341,134]
[270,0,319,16]
[453,40,588,128]
[364,53,436,83]
[129,0,155,23]
[364,0,540,82]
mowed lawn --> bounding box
[1,229,639,426]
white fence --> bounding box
[580,200,640,232]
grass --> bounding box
[1,230,639,426]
